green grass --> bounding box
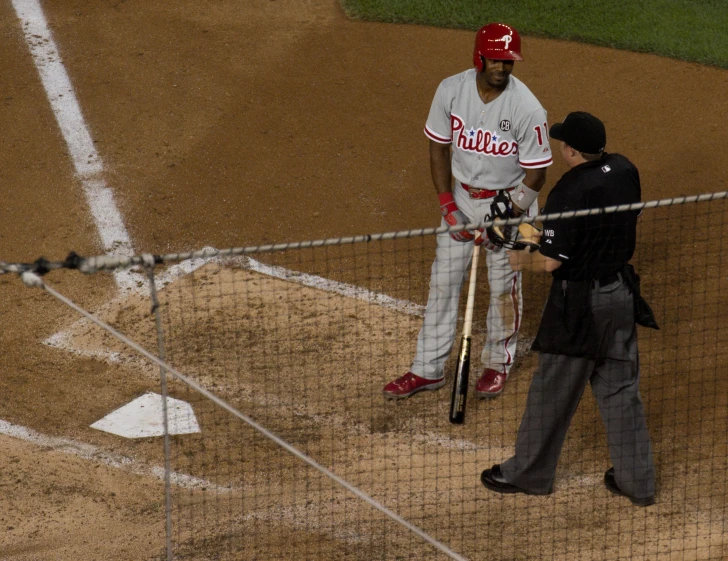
[339,0,728,68]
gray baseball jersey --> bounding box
[424,69,552,188]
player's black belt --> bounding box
[461,184,514,200]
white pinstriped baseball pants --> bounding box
[410,182,538,380]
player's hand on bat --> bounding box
[439,193,474,242]
[474,228,502,252]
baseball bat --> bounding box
[449,239,481,424]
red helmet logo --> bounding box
[473,23,523,71]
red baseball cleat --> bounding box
[476,368,508,398]
[383,372,445,400]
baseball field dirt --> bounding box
[1,1,727,560]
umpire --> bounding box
[480,112,656,506]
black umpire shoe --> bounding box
[604,467,655,507]
[480,464,553,495]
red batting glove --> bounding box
[439,193,474,242]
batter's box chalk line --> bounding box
[43,250,425,363]
[41,251,535,454]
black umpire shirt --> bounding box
[539,152,641,282]
[532,152,641,357]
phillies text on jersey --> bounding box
[452,115,518,156]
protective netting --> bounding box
[3,193,727,561]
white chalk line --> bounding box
[11,0,141,291]
[43,249,222,361]
[244,257,425,317]
[0,419,230,492]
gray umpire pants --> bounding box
[500,278,655,499]
[410,181,538,380]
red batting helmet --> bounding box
[473,23,523,71]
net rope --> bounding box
[1,191,725,276]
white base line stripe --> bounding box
[11,0,141,291]
[0,419,228,492]
[242,256,426,317]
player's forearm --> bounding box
[429,141,452,194]
[522,167,547,193]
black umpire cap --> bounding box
[549,111,606,154]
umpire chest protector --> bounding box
[539,153,641,283]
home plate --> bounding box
[91,392,200,438]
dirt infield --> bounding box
[1,0,728,560]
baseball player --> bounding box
[383,23,553,399]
